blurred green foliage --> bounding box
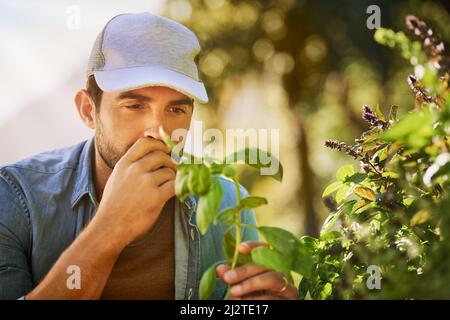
[308,15,450,299]
[164,0,450,238]
[163,0,450,299]
[161,127,284,299]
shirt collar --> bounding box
[70,136,98,209]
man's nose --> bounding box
[142,112,167,140]
[143,127,164,140]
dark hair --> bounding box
[86,75,103,112]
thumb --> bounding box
[216,264,231,280]
[238,241,269,255]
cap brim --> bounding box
[94,66,208,104]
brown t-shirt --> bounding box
[101,197,175,300]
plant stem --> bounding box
[224,178,242,300]
[231,178,242,269]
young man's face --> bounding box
[94,86,193,169]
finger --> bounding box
[158,179,175,203]
[149,167,176,186]
[223,263,268,285]
[229,271,296,298]
[135,151,177,172]
[216,264,231,280]
[238,241,269,255]
[122,137,170,163]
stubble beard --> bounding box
[95,119,130,170]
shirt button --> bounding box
[190,228,195,241]
[188,288,193,299]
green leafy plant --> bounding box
[310,15,450,299]
[162,14,450,300]
[160,129,314,299]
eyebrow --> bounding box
[116,92,194,107]
[117,92,152,102]
[168,98,194,107]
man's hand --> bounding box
[216,241,299,300]
[93,137,176,248]
[26,137,177,299]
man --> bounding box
[0,12,297,300]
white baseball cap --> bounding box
[86,12,208,104]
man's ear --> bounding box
[75,89,96,129]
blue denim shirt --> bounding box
[0,137,259,300]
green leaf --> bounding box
[353,187,376,201]
[236,253,253,267]
[299,236,318,251]
[382,171,399,179]
[374,29,426,63]
[352,199,367,213]
[187,164,212,196]
[403,197,415,207]
[320,231,342,242]
[239,196,268,210]
[359,127,383,143]
[410,210,431,226]
[251,246,293,282]
[292,240,315,277]
[222,166,236,178]
[311,282,333,300]
[214,207,237,224]
[298,277,310,300]
[210,162,227,175]
[373,147,388,162]
[224,148,284,182]
[361,141,380,153]
[322,181,342,198]
[354,201,378,215]
[223,229,236,261]
[317,263,339,283]
[223,230,252,266]
[345,173,366,184]
[335,184,350,204]
[258,227,298,266]
[336,165,355,182]
[199,263,219,300]
[381,109,434,148]
[197,177,223,235]
[373,104,386,122]
[388,105,398,122]
[221,217,236,227]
